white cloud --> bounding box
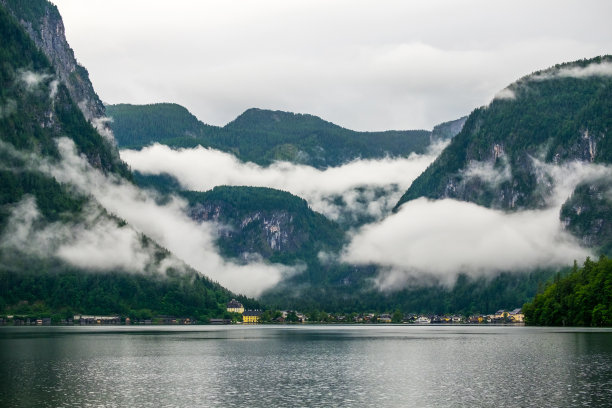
[91,116,116,143]
[121,142,445,223]
[341,161,612,290]
[533,60,612,81]
[342,198,590,290]
[0,196,152,272]
[49,79,59,100]
[19,70,51,90]
[493,88,516,101]
[462,158,512,187]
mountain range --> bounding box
[106,103,465,169]
[0,0,609,319]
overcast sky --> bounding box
[51,0,611,131]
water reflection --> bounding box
[0,326,611,407]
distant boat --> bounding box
[415,316,431,324]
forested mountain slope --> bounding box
[395,56,612,254]
[523,256,611,326]
[0,1,249,320]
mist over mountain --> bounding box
[1,0,609,318]
[0,0,259,319]
[395,55,612,254]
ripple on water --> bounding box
[0,326,611,407]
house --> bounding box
[242,310,262,323]
[226,299,245,314]
[415,316,431,324]
[509,308,524,323]
[378,314,392,323]
[494,310,508,320]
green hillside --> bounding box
[0,2,248,320]
[523,256,612,326]
[107,104,432,168]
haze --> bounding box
[51,0,611,131]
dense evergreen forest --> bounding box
[106,104,432,168]
[261,268,556,316]
[0,266,258,322]
[523,256,612,326]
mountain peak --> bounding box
[225,108,339,132]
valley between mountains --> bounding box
[0,0,610,324]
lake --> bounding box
[1,325,611,407]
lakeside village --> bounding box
[0,299,525,326]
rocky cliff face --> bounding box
[2,0,106,123]
[181,186,345,262]
[190,202,307,258]
[430,116,467,142]
[560,179,612,253]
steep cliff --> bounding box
[430,116,467,142]
[182,187,344,263]
[1,0,105,122]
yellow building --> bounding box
[242,310,262,323]
[509,308,524,323]
[226,299,244,314]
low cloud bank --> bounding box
[1,138,297,297]
[492,88,516,101]
[534,60,612,81]
[342,161,611,291]
[342,198,589,290]
[51,138,300,297]
[121,142,446,222]
[1,196,153,272]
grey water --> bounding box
[0,325,611,407]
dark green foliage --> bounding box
[106,103,216,148]
[523,257,612,326]
[1,0,58,32]
[107,104,432,168]
[183,185,315,214]
[0,170,85,227]
[396,55,612,211]
[261,266,555,315]
[132,171,184,195]
[0,264,259,320]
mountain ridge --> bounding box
[106,103,449,168]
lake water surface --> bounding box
[1,325,611,407]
